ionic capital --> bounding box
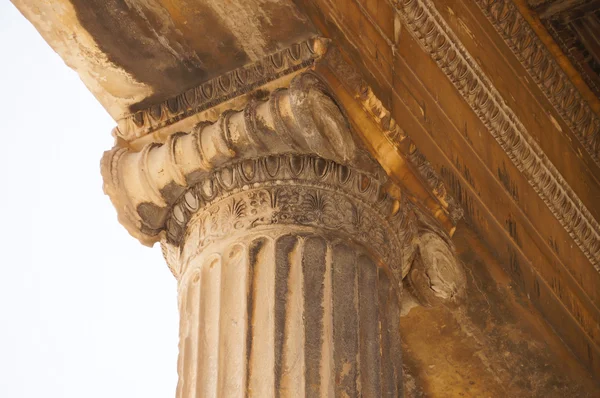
[101,73,377,246]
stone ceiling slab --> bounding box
[12,0,316,120]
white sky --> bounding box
[0,4,179,397]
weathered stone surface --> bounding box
[116,73,463,396]
[13,0,600,394]
[12,0,316,120]
[402,226,600,397]
[101,73,380,245]
[296,0,600,378]
[173,225,404,397]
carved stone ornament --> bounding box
[405,232,467,307]
[319,46,464,226]
[102,71,465,397]
[165,153,414,280]
[114,38,325,141]
[474,0,600,166]
[102,72,377,246]
[394,0,600,271]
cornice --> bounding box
[394,0,600,270]
[115,38,325,141]
[474,0,600,167]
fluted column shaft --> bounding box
[164,153,410,397]
[176,231,403,398]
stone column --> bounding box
[168,154,406,397]
[101,72,464,398]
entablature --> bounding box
[13,0,600,386]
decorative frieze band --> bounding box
[394,0,600,270]
[167,153,414,280]
[474,0,600,167]
[115,38,324,141]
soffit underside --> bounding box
[12,0,316,120]
[529,0,600,98]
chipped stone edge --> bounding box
[319,46,464,226]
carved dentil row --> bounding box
[394,0,600,270]
[406,146,464,224]
[102,73,379,246]
[474,0,600,167]
[115,38,324,141]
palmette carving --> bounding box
[166,154,416,280]
[164,154,463,397]
[104,67,465,299]
[394,0,600,270]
